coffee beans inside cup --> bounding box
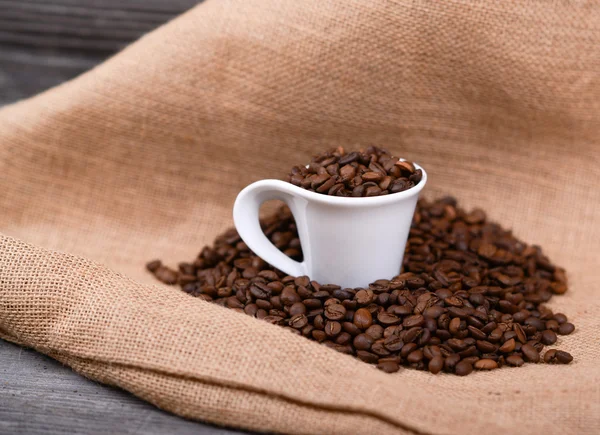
[286,146,422,197]
[147,152,575,375]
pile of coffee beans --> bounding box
[285,146,422,197]
[148,196,574,375]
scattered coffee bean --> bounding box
[558,322,575,335]
[148,194,575,376]
[521,344,540,363]
[541,330,558,345]
[555,350,574,364]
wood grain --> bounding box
[0,0,200,105]
[0,341,246,434]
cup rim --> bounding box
[256,162,427,207]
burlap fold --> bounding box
[1,1,599,433]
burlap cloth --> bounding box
[1,1,599,433]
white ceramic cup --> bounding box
[233,163,427,288]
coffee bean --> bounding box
[545,319,559,332]
[355,289,374,305]
[499,338,516,353]
[376,312,401,325]
[506,355,525,367]
[555,350,573,364]
[289,302,307,316]
[342,321,361,336]
[553,313,568,324]
[325,304,346,321]
[406,349,424,363]
[154,266,178,285]
[476,340,497,353]
[455,360,474,376]
[403,314,425,328]
[335,332,352,345]
[371,340,392,357]
[324,321,342,337]
[353,333,374,350]
[357,351,379,364]
[365,324,384,340]
[513,323,527,344]
[354,308,373,329]
[285,148,421,197]
[377,360,400,373]
[280,287,301,305]
[152,192,575,377]
[521,343,540,363]
[474,359,498,370]
[428,355,444,374]
[146,260,162,272]
[558,322,575,335]
[383,335,404,352]
[541,330,558,345]
[289,314,308,329]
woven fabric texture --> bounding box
[1,1,599,434]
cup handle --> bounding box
[233,179,308,278]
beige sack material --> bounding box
[1,1,599,433]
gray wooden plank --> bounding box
[0,0,200,105]
[0,340,249,434]
[0,0,200,53]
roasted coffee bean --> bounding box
[335,332,352,345]
[514,324,527,344]
[403,314,425,328]
[555,350,574,364]
[342,322,362,336]
[506,355,525,367]
[558,322,575,335]
[325,304,346,321]
[355,289,374,305]
[354,308,373,329]
[353,333,374,350]
[357,351,379,364]
[378,312,401,325]
[383,335,404,352]
[541,330,558,345]
[553,313,568,324]
[377,360,400,373]
[146,260,162,272]
[325,321,342,337]
[474,359,498,370]
[406,349,424,363]
[280,287,301,305]
[521,343,540,363]
[428,355,444,374]
[476,340,497,353]
[455,360,474,376]
[155,266,178,285]
[289,302,307,316]
[365,324,384,340]
[289,314,308,329]
[150,193,575,376]
[499,338,516,353]
[285,148,421,197]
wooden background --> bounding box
[0,1,248,433]
[0,0,200,105]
